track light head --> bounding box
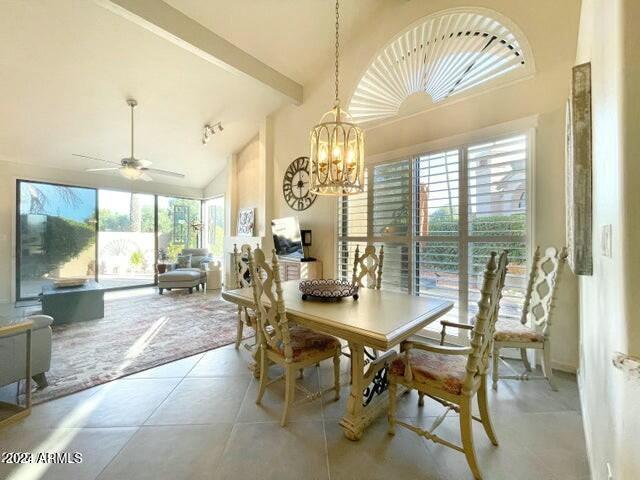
[202,122,223,145]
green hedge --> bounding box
[21,214,95,279]
[419,211,526,274]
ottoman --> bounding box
[158,270,203,294]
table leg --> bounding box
[339,343,395,440]
[340,343,366,440]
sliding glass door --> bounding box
[203,196,224,261]
[16,180,206,300]
[157,196,202,261]
[17,180,97,300]
[97,190,156,288]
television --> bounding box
[271,217,304,260]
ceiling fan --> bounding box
[75,99,185,182]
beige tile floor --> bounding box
[0,343,590,480]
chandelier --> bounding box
[309,0,364,195]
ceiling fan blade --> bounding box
[73,154,121,165]
[140,172,153,182]
[138,159,152,167]
[85,167,120,172]
[142,167,185,178]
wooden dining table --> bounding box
[222,280,453,440]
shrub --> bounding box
[21,214,95,279]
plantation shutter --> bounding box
[337,132,530,330]
[372,161,410,292]
[337,171,368,282]
[414,150,461,322]
[466,134,528,320]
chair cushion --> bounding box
[176,254,192,268]
[390,349,468,395]
[494,318,544,343]
[177,267,206,278]
[182,249,211,267]
[158,270,201,282]
[275,325,340,361]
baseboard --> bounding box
[577,371,596,479]
[551,360,577,374]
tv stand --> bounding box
[277,257,322,281]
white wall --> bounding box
[0,158,202,303]
[269,0,581,371]
[575,0,640,478]
[235,136,261,232]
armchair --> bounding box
[387,251,509,480]
[0,315,53,391]
[157,248,211,294]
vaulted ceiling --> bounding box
[0,0,395,189]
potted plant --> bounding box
[156,248,169,274]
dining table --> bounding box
[222,280,454,440]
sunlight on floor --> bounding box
[6,316,171,480]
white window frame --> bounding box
[336,117,537,342]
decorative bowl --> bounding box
[53,277,88,289]
[299,279,359,301]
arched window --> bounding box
[348,8,535,123]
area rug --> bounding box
[30,290,242,404]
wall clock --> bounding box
[283,156,317,211]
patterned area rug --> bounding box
[31,290,241,404]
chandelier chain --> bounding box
[335,0,340,105]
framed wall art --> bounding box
[565,62,593,275]
[237,208,255,237]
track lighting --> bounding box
[202,122,223,144]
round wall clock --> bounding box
[283,156,317,211]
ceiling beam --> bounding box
[95,0,303,104]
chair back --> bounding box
[462,250,509,394]
[521,246,568,336]
[247,248,294,361]
[182,248,211,268]
[352,245,384,289]
[232,244,253,288]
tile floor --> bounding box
[0,343,590,480]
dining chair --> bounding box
[247,248,342,427]
[388,251,509,480]
[349,244,385,363]
[352,244,384,290]
[232,244,255,350]
[491,246,567,391]
[438,246,568,391]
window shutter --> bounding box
[467,134,528,320]
[337,132,530,329]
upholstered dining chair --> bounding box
[438,246,568,392]
[247,248,342,427]
[492,246,567,391]
[232,243,255,350]
[388,251,509,480]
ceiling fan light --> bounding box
[120,166,142,180]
